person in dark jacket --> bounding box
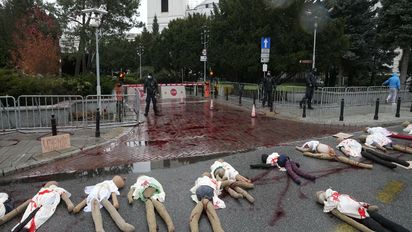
[300,69,317,109]
[144,73,159,116]
[262,71,276,108]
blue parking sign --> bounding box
[261,37,271,49]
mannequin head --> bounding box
[112,175,125,189]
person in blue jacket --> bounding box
[383,72,400,104]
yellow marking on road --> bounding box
[376,180,405,204]
[334,223,356,232]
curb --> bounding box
[1,127,134,177]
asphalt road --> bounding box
[0,127,411,232]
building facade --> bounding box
[147,0,219,32]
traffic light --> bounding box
[119,71,125,80]
[209,70,214,77]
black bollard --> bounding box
[373,98,380,120]
[302,102,306,118]
[253,92,256,105]
[339,98,344,121]
[225,88,229,101]
[239,94,242,105]
[195,85,198,96]
[95,108,100,138]
[410,101,412,113]
[270,92,274,112]
[51,114,57,136]
[395,97,401,118]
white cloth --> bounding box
[190,176,225,209]
[13,185,70,231]
[302,140,320,152]
[365,133,392,147]
[130,175,166,202]
[210,161,239,181]
[322,188,369,219]
[367,127,392,137]
[336,139,362,158]
[265,153,286,171]
[403,124,412,135]
[0,192,9,217]
[84,180,119,212]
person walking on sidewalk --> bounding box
[300,69,317,110]
[144,73,160,116]
[383,72,400,104]
[262,71,276,108]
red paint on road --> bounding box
[11,100,359,178]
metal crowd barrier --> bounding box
[0,96,17,132]
[85,93,140,127]
[17,95,84,130]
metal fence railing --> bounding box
[213,83,412,108]
[0,93,141,132]
[0,96,17,132]
[17,95,84,130]
[84,94,140,127]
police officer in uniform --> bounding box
[300,69,317,110]
[144,73,159,116]
[262,71,276,108]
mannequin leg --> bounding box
[284,161,301,185]
[290,161,316,181]
[61,192,74,212]
[151,199,175,232]
[73,198,87,214]
[225,186,243,199]
[91,199,105,232]
[145,199,157,232]
[189,202,203,232]
[0,199,30,226]
[233,186,255,203]
[101,199,135,232]
[204,199,224,232]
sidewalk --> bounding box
[214,95,412,126]
[0,126,132,176]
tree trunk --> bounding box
[75,39,84,76]
[400,46,410,88]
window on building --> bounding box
[161,0,168,12]
[205,4,209,8]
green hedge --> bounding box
[0,69,116,97]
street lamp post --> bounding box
[137,43,144,79]
[201,26,209,82]
[312,16,318,70]
[82,6,107,111]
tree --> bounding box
[0,0,37,67]
[379,0,412,85]
[326,0,379,85]
[152,15,159,36]
[160,14,208,79]
[51,0,141,75]
[11,6,61,75]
